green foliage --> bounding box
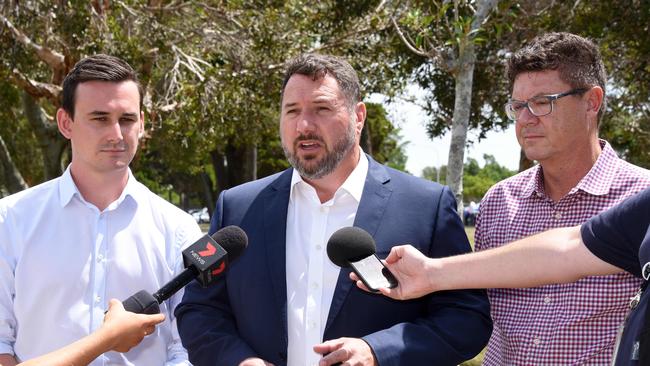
[422,154,516,202]
[364,103,409,172]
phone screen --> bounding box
[349,254,398,292]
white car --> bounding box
[189,207,210,224]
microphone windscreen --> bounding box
[211,225,248,261]
[327,226,376,268]
[123,290,160,314]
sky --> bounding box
[369,86,521,177]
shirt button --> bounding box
[554,212,562,220]
[97,254,104,262]
[532,338,541,345]
[311,282,319,290]
[320,206,329,213]
[315,244,322,251]
[543,296,552,304]
[95,296,101,303]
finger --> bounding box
[313,339,342,354]
[349,272,359,281]
[354,280,372,293]
[384,245,406,264]
[318,348,348,366]
[107,298,124,312]
[145,312,166,325]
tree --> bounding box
[421,154,515,202]
[387,0,510,214]
[0,1,414,209]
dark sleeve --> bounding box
[363,186,493,365]
[580,188,650,278]
[175,190,258,366]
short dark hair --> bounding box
[281,54,361,108]
[61,54,143,118]
[507,32,607,122]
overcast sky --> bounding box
[369,86,521,177]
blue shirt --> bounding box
[581,187,650,366]
[0,167,201,365]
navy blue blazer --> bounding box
[176,157,492,366]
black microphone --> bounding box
[327,227,397,291]
[327,226,377,267]
[122,225,248,314]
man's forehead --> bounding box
[282,74,344,107]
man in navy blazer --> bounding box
[176,54,491,366]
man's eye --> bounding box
[532,97,551,106]
[512,103,525,111]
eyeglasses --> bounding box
[504,88,588,121]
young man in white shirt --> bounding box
[0,54,201,365]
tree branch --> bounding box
[11,69,61,105]
[0,14,66,74]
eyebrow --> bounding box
[87,111,138,118]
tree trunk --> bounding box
[21,92,68,180]
[200,171,215,217]
[445,0,499,216]
[210,142,257,200]
[0,134,29,194]
[446,42,475,216]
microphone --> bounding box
[327,226,376,267]
[122,225,248,314]
[327,227,397,292]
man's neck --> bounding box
[69,164,129,211]
[302,148,361,203]
[540,141,602,202]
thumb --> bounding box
[385,245,406,264]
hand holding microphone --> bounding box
[327,227,397,293]
[122,225,248,314]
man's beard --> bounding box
[282,119,356,180]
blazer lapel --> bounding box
[263,169,293,338]
[325,157,393,332]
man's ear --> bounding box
[56,108,73,140]
[586,86,604,114]
[139,111,145,139]
[355,102,367,135]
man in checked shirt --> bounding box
[475,32,650,364]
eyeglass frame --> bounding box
[504,88,589,121]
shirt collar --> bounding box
[289,151,369,204]
[522,139,618,198]
[58,166,140,209]
[574,139,619,196]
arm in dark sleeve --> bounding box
[363,187,492,366]
[175,191,258,366]
[581,188,650,278]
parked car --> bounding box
[189,207,210,224]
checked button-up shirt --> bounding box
[476,140,650,365]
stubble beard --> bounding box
[282,118,357,180]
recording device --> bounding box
[121,225,248,314]
[327,227,398,292]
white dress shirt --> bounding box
[286,153,368,366]
[0,167,201,365]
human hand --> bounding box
[238,357,275,366]
[313,337,377,366]
[350,245,435,300]
[101,298,165,352]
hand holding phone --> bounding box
[327,227,398,292]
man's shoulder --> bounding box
[0,177,60,213]
[131,180,196,223]
[482,167,536,203]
